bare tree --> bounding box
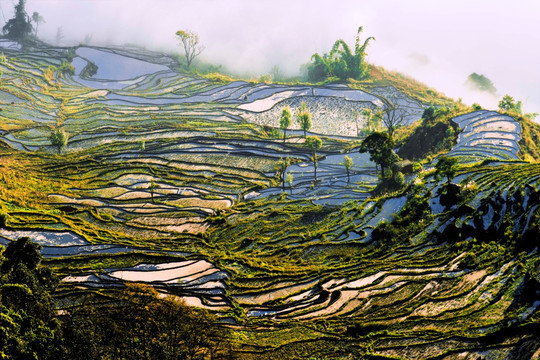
[175,30,205,68]
[381,103,406,139]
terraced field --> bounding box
[0,42,538,359]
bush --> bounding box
[49,128,69,154]
[58,61,75,75]
[392,171,405,187]
[398,115,460,161]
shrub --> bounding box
[58,61,75,75]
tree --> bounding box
[381,104,405,139]
[421,106,437,125]
[55,27,64,46]
[2,0,33,41]
[275,157,290,192]
[359,131,398,178]
[270,65,282,82]
[286,173,294,194]
[279,106,292,143]
[497,94,537,120]
[466,73,497,94]
[471,103,483,111]
[149,180,157,203]
[0,237,62,359]
[435,155,458,185]
[31,12,44,37]
[175,30,205,68]
[49,128,69,154]
[306,26,374,82]
[307,53,330,82]
[296,101,312,137]
[343,155,353,183]
[61,283,232,360]
[305,136,322,181]
[498,94,516,112]
[83,33,93,45]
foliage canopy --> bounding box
[307,26,374,82]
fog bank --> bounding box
[2,0,539,115]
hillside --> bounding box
[0,40,538,360]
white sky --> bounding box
[2,0,539,115]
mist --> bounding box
[2,0,540,115]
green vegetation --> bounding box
[175,29,205,68]
[343,155,353,183]
[435,155,458,184]
[49,128,69,154]
[307,26,374,82]
[80,60,98,78]
[397,106,460,160]
[517,113,540,161]
[498,94,538,120]
[359,131,397,177]
[62,284,231,360]
[466,72,496,94]
[2,0,33,41]
[279,106,292,143]
[286,172,293,194]
[0,39,537,360]
[296,101,312,137]
[0,238,231,359]
[0,237,62,359]
[305,135,322,181]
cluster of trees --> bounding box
[397,106,459,161]
[0,237,232,359]
[279,102,312,141]
[358,102,408,188]
[277,99,409,191]
[2,0,45,41]
[498,94,538,120]
[277,102,358,191]
[466,73,497,94]
[62,284,232,360]
[0,237,64,359]
[306,26,374,82]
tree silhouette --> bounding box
[359,131,397,178]
[2,0,33,41]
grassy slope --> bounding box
[0,44,538,359]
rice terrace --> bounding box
[0,1,538,359]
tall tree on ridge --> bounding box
[175,29,205,68]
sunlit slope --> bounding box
[0,43,537,359]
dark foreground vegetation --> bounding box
[0,238,232,360]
